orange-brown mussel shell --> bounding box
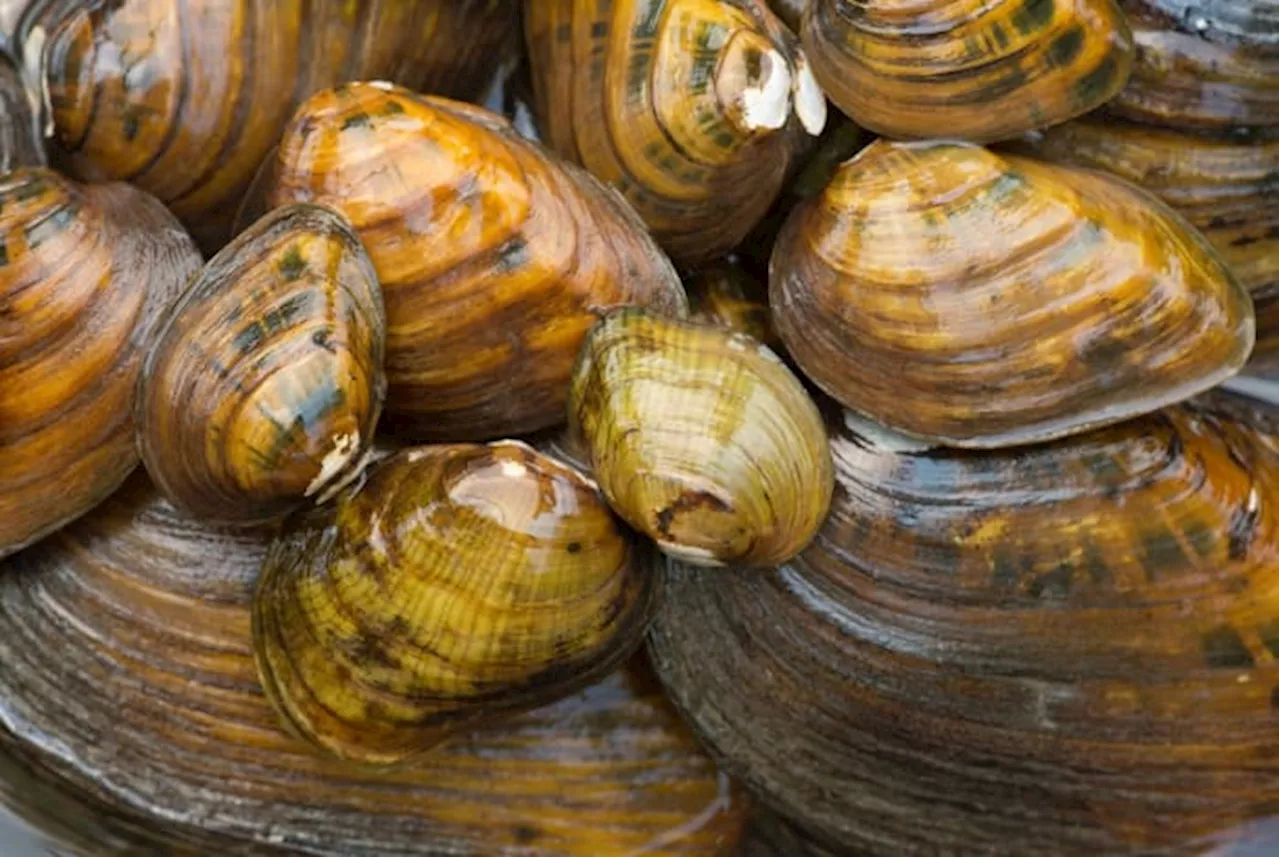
[0,168,200,558]
[253,441,658,766]
[648,402,1278,856]
[0,473,745,855]
[137,204,386,524]
[260,83,688,442]
[800,0,1135,142]
[770,140,1255,448]
[524,0,826,265]
[21,0,521,252]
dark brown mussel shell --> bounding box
[0,472,745,855]
[255,83,688,441]
[524,0,826,265]
[770,140,1255,448]
[16,0,522,251]
[1106,0,1277,130]
[253,442,658,765]
[648,402,1278,855]
[137,204,386,524]
[686,257,780,348]
[0,48,42,171]
[0,167,201,558]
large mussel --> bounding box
[0,472,745,855]
[770,139,1255,448]
[649,400,1279,855]
[252,83,688,442]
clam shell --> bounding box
[568,309,833,568]
[138,203,386,524]
[0,168,201,558]
[524,0,823,265]
[648,402,1278,855]
[261,83,688,441]
[770,140,1255,448]
[253,441,658,765]
[801,0,1134,142]
[0,473,743,855]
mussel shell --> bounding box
[0,168,200,558]
[1105,0,1277,130]
[686,257,780,347]
[568,309,833,568]
[137,203,386,524]
[524,0,824,265]
[0,49,43,171]
[801,0,1135,143]
[648,403,1278,855]
[770,140,1255,448]
[22,0,521,252]
[766,0,808,32]
[253,441,658,765]
[0,472,745,855]
[260,83,688,441]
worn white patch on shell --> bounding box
[306,431,360,498]
[791,52,827,136]
[368,80,396,91]
[22,26,52,138]
[659,541,725,568]
[740,49,791,131]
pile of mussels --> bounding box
[0,0,1275,855]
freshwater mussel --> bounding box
[251,82,688,442]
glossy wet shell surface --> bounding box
[138,204,386,524]
[0,168,201,559]
[1106,0,1277,129]
[801,0,1134,142]
[31,0,521,251]
[770,140,1255,448]
[648,403,1279,855]
[0,473,744,855]
[254,442,658,765]
[264,83,688,441]
[524,0,822,265]
[1018,120,1277,309]
[569,310,833,567]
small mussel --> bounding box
[138,204,386,524]
[801,0,1135,142]
[253,441,657,765]
[256,82,688,441]
[568,309,832,567]
[0,473,744,855]
[648,402,1278,855]
[0,167,201,558]
[524,0,826,266]
[770,140,1255,448]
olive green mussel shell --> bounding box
[254,441,658,766]
[1105,0,1277,130]
[801,0,1135,143]
[648,402,1279,855]
[138,204,386,524]
[0,472,746,856]
[258,83,688,441]
[524,0,826,265]
[770,140,1255,448]
[568,309,833,568]
[18,0,521,252]
[0,168,201,559]
[1015,122,1278,291]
